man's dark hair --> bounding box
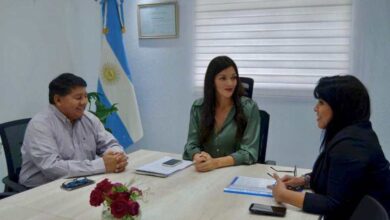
[314,75,370,147]
[49,73,87,104]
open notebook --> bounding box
[224,176,275,197]
[135,156,193,177]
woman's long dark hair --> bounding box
[200,56,246,145]
[314,75,371,148]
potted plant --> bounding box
[87,92,118,132]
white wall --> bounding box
[351,0,390,158]
[0,0,101,191]
[126,0,195,154]
[1,0,389,191]
[0,0,100,123]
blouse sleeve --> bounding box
[183,102,202,160]
[230,100,260,165]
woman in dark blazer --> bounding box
[271,75,390,219]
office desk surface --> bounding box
[0,150,318,220]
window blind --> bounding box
[193,0,352,97]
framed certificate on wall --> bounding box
[137,2,178,39]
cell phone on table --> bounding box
[61,177,95,191]
[162,159,182,167]
[249,203,286,217]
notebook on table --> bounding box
[135,156,193,177]
[224,176,275,197]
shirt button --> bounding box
[217,149,220,152]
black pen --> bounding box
[270,166,294,173]
[267,172,274,178]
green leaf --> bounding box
[87,92,119,131]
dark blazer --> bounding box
[302,121,390,220]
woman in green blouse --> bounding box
[183,56,260,172]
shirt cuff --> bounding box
[230,152,245,165]
[105,146,125,154]
[92,158,106,174]
[183,148,201,161]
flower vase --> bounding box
[101,205,141,220]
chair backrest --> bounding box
[240,77,254,98]
[240,77,270,164]
[0,118,31,182]
[258,109,270,164]
[350,195,389,220]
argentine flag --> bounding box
[98,0,143,148]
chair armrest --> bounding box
[265,160,276,165]
[2,177,28,192]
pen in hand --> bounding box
[270,166,294,173]
[294,165,297,177]
[267,172,302,191]
[266,172,276,189]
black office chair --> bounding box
[258,109,271,164]
[0,118,31,193]
[350,195,389,220]
[240,77,274,164]
[240,77,254,99]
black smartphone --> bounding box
[61,177,95,191]
[249,203,286,217]
[162,159,182,167]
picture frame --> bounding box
[137,2,178,39]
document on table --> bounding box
[135,156,193,177]
[224,176,275,197]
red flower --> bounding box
[130,187,142,196]
[128,201,140,216]
[110,198,130,218]
[90,179,142,218]
[96,178,113,193]
[89,189,104,206]
[108,192,130,201]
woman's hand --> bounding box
[193,151,212,163]
[199,151,212,160]
[272,174,288,203]
[195,157,218,172]
[280,175,305,187]
[193,153,206,163]
[194,152,217,172]
[194,153,234,172]
[271,173,306,208]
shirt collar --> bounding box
[49,104,74,124]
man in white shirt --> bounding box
[19,73,128,188]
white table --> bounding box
[0,150,319,220]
